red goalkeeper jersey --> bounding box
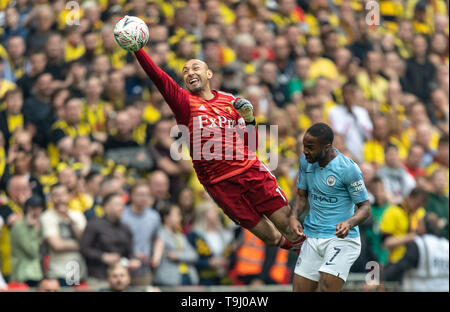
[135,49,258,185]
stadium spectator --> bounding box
[0,175,31,280]
[148,170,172,211]
[259,60,286,108]
[40,183,87,287]
[10,195,44,287]
[425,136,449,195]
[30,148,56,196]
[104,110,141,151]
[4,36,27,82]
[81,75,112,142]
[26,5,54,52]
[84,176,125,221]
[56,165,92,213]
[80,192,141,290]
[414,122,438,167]
[365,177,392,266]
[286,56,311,103]
[22,72,54,146]
[36,278,60,292]
[403,143,426,180]
[153,204,199,286]
[2,7,28,45]
[329,82,373,162]
[362,114,392,168]
[177,187,196,235]
[16,50,47,100]
[50,97,92,148]
[306,36,339,84]
[121,180,163,286]
[187,202,234,285]
[0,55,17,99]
[380,187,427,265]
[148,118,191,196]
[377,144,417,204]
[383,213,449,291]
[234,229,290,286]
[404,34,436,108]
[41,33,64,80]
[100,263,136,292]
[346,15,374,63]
[357,50,389,105]
[0,88,29,152]
[104,70,128,111]
[424,169,449,239]
[6,144,44,200]
[429,88,449,135]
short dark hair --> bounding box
[159,204,179,224]
[24,195,45,213]
[130,179,150,195]
[370,176,383,185]
[385,143,398,152]
[102,192,122,206]
[408,187,428,201]
[424,213,442,236]
[438,136,449,146]
[4,88,23,100]
[342,81,357,91]
[63,95,81,107]
[306,122,334,145]
[85,170,102,183]
[50,182,66,193]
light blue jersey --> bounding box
[297,149,369,239]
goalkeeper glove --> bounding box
[232,98,255,123]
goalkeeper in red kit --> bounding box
[131,45,305,253]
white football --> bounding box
[114,15,149,52]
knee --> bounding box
[261,232,282,246]
[318,279,331,292]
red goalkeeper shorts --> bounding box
[204,161,289,229]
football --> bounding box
[114,15,149,52]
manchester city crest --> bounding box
[326,175,336,186]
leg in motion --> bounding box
[293,274,318,292]
[317,272,345,292]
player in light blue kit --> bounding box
[289,123,371,292]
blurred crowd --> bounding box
[0,0,448,291]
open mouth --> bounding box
[188,77,200,87]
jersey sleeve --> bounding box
[297,154,308,190]
[343,163,369,204]
[134,49,190,125]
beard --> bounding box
[185,79,204,93]
[187,85,203,93]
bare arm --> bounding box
[70,219,84,241]
[347,200,371,228]
[288,188,308,237]
[335,200,371,238]
[382,232,416,250]
[47,236,80,253]
[151,236,164,268]
[290,188,308,219]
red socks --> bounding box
[277,236,306,255]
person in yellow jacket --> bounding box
[380,187,427,264]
